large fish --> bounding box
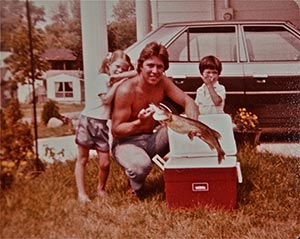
[149,103,225,163]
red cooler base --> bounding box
[164,167,237,210]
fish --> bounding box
[149,103,225,163]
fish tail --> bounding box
[217,148,225,164]
[204,129,225,163]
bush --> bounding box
[0,98,36,189]
[41,100,62,125]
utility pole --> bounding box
[25,0,44,172]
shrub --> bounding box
[41,100,62,125]
[233,108,259,132]
[0,98,36,189]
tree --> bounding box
[45,0,83,69]
[112,0,136,21]
[0,0,46,51]
[108,20,137,51]
[108,0,137,51]
[2,0,49,90]
[4,24,49,86]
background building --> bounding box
[149,0,299,30]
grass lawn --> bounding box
[20,102,85,138]
[0,148,299,239]
[20,102,85,118]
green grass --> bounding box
[20,103,85,118]
[20,102,84,138]
[36,122,76,139]
[0,147,299,238]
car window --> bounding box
[167,32,188,62]
[243,26,300,61]
[167,27,237,62]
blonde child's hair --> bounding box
[99,50,134,74]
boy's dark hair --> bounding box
[137,41,169,73]
[199,55,222,75]
[99,50,134,74]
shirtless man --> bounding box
[111,41,199,198]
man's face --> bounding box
[141,56,165,85]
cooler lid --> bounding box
[168,114,237,158]
[164,156,237,169]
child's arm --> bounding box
[109,70,137,86]
[99,79,127,105]
[206,84,223,106]
[202,75,223,106]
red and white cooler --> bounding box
[152,114,242,210]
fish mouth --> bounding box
[149,103,170,121]
[153,112,169,121]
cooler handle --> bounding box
[236,162,243,183]
[192,182,209,192]
[152,154,166,171]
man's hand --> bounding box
[137,107,154,119]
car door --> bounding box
[241,24,300,129]
[165,24,245,116]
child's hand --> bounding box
[109,74,118,86]
[201,75,218,86]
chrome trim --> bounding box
[245,91,300,95]
[186,91,245,95]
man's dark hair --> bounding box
[137,42,169,73]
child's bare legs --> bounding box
[96,150,110,197]
[75,145,90,202]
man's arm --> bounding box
[111,81,155,138]
[163,76,199,120]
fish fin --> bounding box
[211,129,222,139]
[187,132,194,140]
[218,149,225,164]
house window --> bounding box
[55,82,73,98]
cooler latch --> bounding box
[152,154,166,171]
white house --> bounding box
[46,73,83,104]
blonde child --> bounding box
[195,55,226,114]
[75,50,136,203]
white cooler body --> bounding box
[157,114,242,210]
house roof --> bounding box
[46,73,82,82]
[45,70,82,79]
[42,48,76,61]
